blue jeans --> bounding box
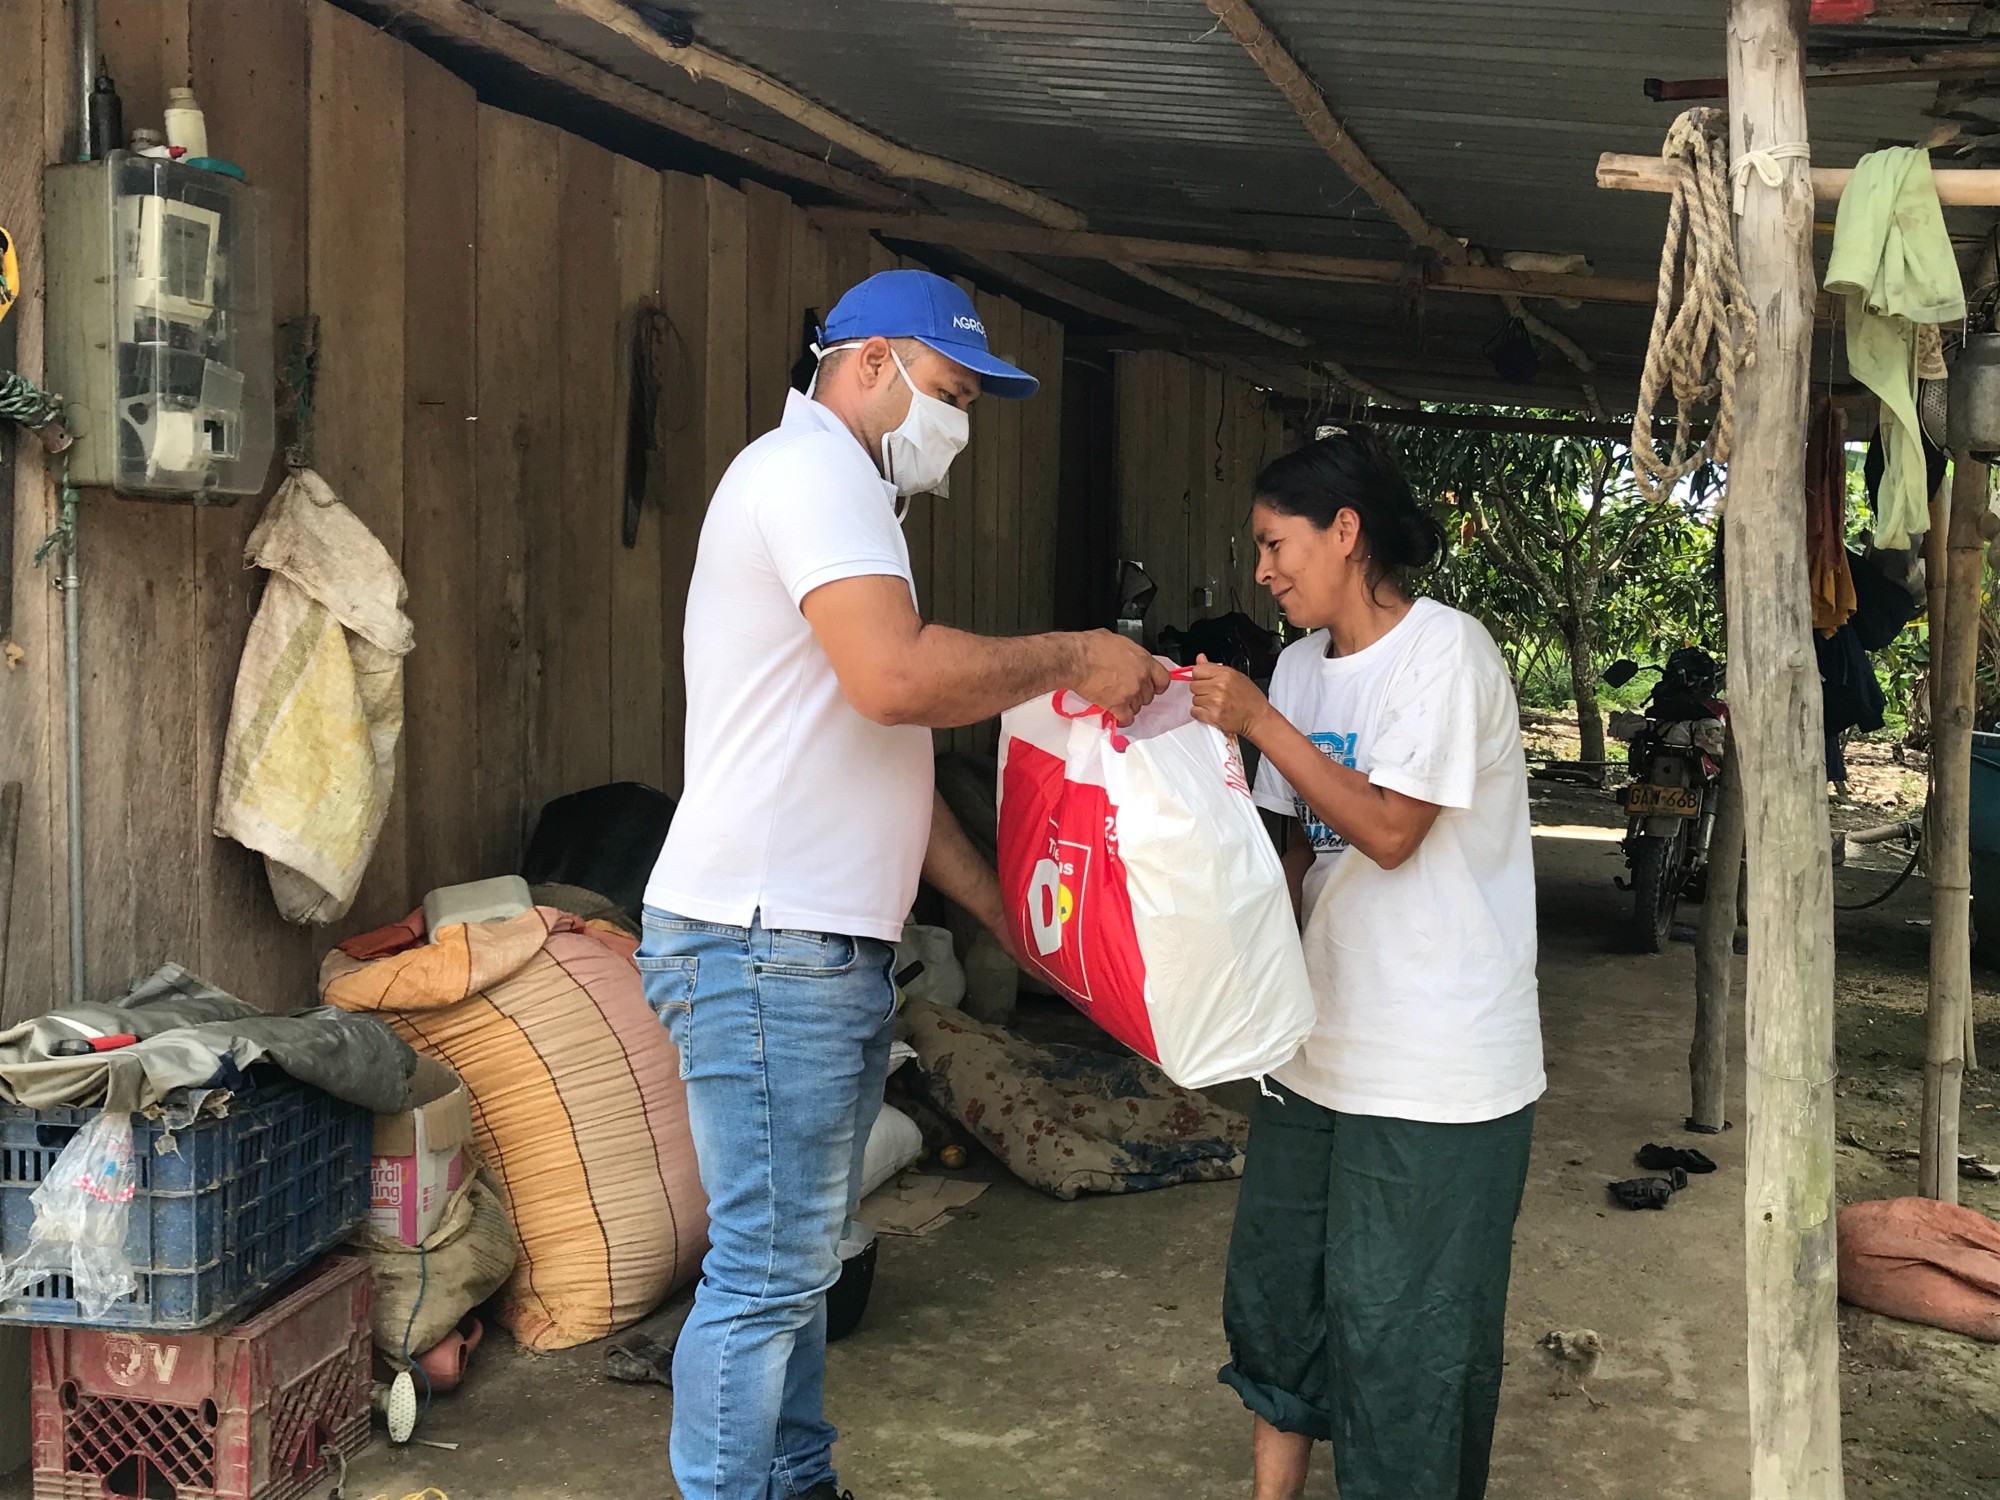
[638,909,897,1500]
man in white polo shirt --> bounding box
[638,269,1165,1500]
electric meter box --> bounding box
[44,153,274,500]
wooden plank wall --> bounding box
[1,0,1162,1020]
[0,0,69,1030]
[1113,350,1290,647]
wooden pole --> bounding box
[1723,4,1843,1495]
[1921,455,1986,1200]
[1191,0,1607,405]
[550,0,1089,228]
[1358,408,1706,441]
[1197,0,1463,262]
[374,0,916,209]
[0,782,20,1005]
[1600,152,2000,206]
[1692,726,1745,1133]
[811,209,1658,306]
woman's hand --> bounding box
[1188,656,1274,741]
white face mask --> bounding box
[880,349,970,504]
[808,342,971,516]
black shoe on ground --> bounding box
[797,1487,855,1500]
[1637,1142,1717,1174]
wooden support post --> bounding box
[1921,454,1986,1200]
[1691,724,1744,1133]
[1722,3,1843,1495]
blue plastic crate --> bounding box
[0,1076,370,1330]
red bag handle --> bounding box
[1048,667,1195,752]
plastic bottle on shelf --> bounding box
[164,86,208,160]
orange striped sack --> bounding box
[320,907,707,1350]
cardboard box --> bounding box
[369,1056,473,1246]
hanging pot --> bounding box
[1946,331,2000,460]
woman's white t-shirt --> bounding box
[1253,599,1544,1124]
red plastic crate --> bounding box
[29,1256,372,1500]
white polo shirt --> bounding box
[643,391,934,943]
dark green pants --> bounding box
[1219,1084,1535,1500]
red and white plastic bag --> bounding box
[996,672,1313,1089]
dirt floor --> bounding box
[14,743,1997,1500]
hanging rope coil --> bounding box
[1631,108,1760,502]
[0,369,73,453]
[32,459,80,578]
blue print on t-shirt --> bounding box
[1295,732,1358,852]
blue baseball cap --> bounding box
[821,269,1039,399]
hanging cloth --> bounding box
[1824,147,1965,550]
[1805,397,1857,633]
[215,468,415,923]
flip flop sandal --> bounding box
[604,1332,677,1386]
[1637,1143,1718,1174]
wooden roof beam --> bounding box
[1199,0,1609,413]
[542,0,1400,378]
[362,0,916,209]
[1355,407,1705,441]
[1649,43,2000,98]
[950,251,1184,335]
[1197,0,1463,265]
[1113,263,1410,405]
[548,0,1088,228]
[1066,330,1647,383]
[813,210,1658,306]
[1600,152,2000,203]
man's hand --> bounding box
[802,577,1167,730]
[1189,656,1274,740]
[1072,631,1171,725]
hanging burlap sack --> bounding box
[215,467,414,923]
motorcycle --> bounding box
[1603,649,1728,953]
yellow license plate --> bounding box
[1628,783,1700,817]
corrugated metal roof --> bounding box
[471,0,1997,407]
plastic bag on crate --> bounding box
[0,1110,138,1316]
[996,672,1314,1089]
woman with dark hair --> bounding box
[1188,427,1543,1500]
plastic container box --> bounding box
[0,1078,370,1330]
[28,1255,372,1500]
[43,151,274,500]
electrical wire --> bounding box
[399,1243,434,1418]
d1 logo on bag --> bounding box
[995,676,1314,1089]
[999,741,1157,1061]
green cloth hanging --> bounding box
[1824,147,1965,550]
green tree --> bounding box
[1400,419,1716,766]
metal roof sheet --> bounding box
[469,0,1997,406]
